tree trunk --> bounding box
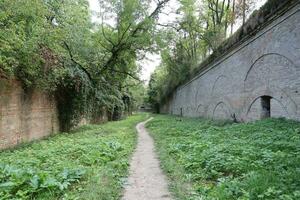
[231,0,235,35]
[242,0,246,25]
[224,0,231,38]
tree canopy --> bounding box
[147,0,256,111]
[0,0,170,130]
[0,0,258,126]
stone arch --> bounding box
[193,80,207,107]
[194,89,199,107]
[196,103,207,117]
[244,53,296,92]
[243,86,297,121]
[271,98,291,119]
[212,101,232,120]
[211,75,231,97]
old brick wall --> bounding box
[77,107,108,127]
[164,3,300,122]
[0,79,59,149]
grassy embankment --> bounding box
[0,113,148,200]
[147,115,300,200]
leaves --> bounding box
[147,0,257,109]
[0,113,148,199]
[1,0,163,126]
[148,116,300,199]
[0,163,85,199]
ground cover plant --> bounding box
[147,115,300,200]
[0,113,148,200]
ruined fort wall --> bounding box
[165,3,300,122]
[0,79,59,149]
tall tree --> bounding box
[147,0,258,110]
[0,0,171,129]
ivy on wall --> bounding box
[0,0,166,130]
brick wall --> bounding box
[0,79,59,149]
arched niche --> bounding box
[244,53,297,92]
[196,103,208,117]
[212,101,232,121]
[244,86,297,121]
[211,75,231,97]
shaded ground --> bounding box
[122,118,172,200]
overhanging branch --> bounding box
[63,41,93,82]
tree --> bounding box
[235,0,255,26]
[0,0,170,130]
[147,0,257,110]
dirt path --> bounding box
[122,118,172,200]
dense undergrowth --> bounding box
[147,115,300,200]
[0,113,148,200]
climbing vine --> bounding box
[0,0,168,130]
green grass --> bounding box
[147,115,300,200]
[0,113,148,200]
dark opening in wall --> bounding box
[180,107,183,117]
[261,96,272,119]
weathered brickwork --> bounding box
[0,79,59,149]
[163,3,300,122]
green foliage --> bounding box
[1,0,165,128]
[0,0,49,84]
[147,0,250,109]
[0,113,148,199]
[0,166,85,199]
[147,115,300,200]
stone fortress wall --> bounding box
[0,79,59,149]
[163,1,300,122]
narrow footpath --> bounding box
[122,118,172,200]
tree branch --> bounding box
[98,0,170,78]
[0,67,9,80]
[107,68,141,82]
[63,41,93,82]
[157,23,180,31]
